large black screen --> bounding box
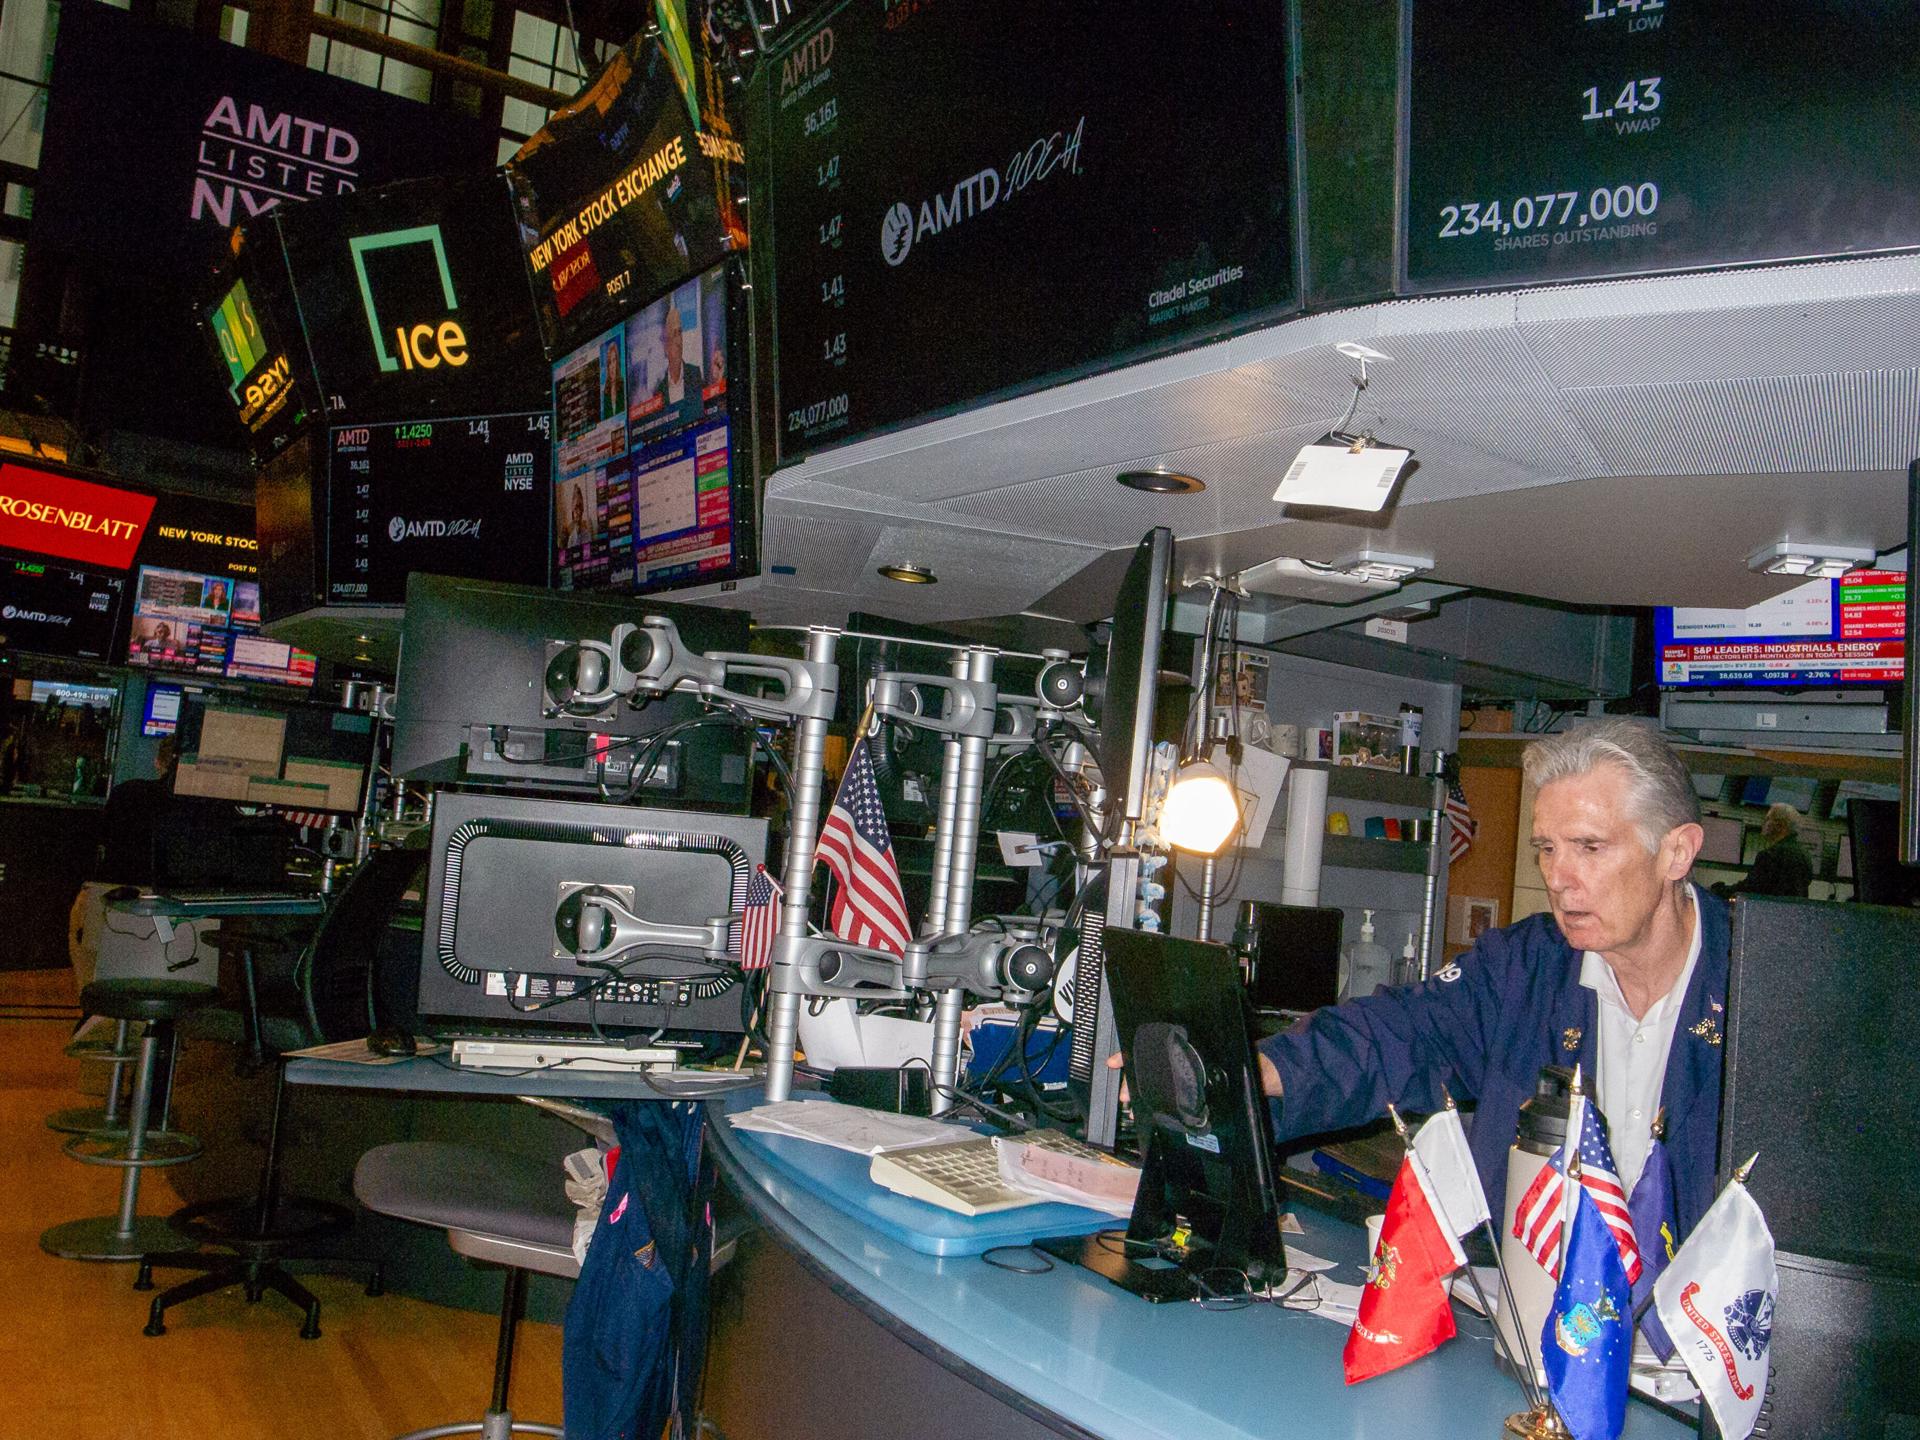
[1403,0,1920,292]
[765,0,1297,460]
[0,556,124,661]
[325,413,554,605]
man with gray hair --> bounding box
[1255,717,1729,1247]
[1727,801,1814,899]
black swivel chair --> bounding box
[136,847,427,1337]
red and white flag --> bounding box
[1444,775,1477,864]
[815,737,913,956]
[1343,1146,1467,1383]
[737,865,782,971]
[1653,1175,1777,1440]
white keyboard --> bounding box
[869,1129,1114,1217]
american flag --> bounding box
[1510,1101,1643,1285]
[815,737,912,956]
[1444,775,1477,864]
[737,865,782,970]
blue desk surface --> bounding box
[285,1052,760,1102]
[708,1089,1695,1440]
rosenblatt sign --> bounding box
[0,464,157,570]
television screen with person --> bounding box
[126,566,316,688]
[550,260,753,596]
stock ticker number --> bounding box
[1437,182,1660,240]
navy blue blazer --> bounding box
[1259,890,1729,1242]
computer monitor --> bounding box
[391,572,753,806]
[1040,928,1288,1301]
[1695,813,1748,868]
[173,695,375,816]
[413,791,766,1043]
[126,566,317,688]
[1846,798,1920,907]
[1718,895,1920,1436]
[1089,528,1173,827]
[1246,902,1344,1013]
[141,683,183,739]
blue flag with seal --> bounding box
[1627,1133,1679,1361]
[1542,1185,1632,1440]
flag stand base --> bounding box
[1503,1407,1568,1438]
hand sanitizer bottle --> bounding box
[1344,910,1391,999]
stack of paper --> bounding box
[728,1100,971,1156]
[994,1138,1141,1217]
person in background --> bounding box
[96,736,180,884]
[1727,801,1814,899]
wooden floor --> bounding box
[0,970,565,1440]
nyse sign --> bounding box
[194,96,363,228]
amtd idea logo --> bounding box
[350,224,468,373]
[388,515,482,542]
[880,168,1000,266]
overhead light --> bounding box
[1160,760,1240,855]
[1328,549,1433,585]
[1745,540,1876,579]
[877,562,937,585]
[1117,468,1205,494]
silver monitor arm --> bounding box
[547,615,856,1102]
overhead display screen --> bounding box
[0,556,125,661]
[766,0,1296,460]
[126,566,316,688]
[274,172,549,425]
[326,413,554,605]
[203,243,321,467]
[552,263,749,594]
[1657,571,1906,689]
[507,24,747,359]
[1403,1,1920,293]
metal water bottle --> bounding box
[1497,1067,1574,1386]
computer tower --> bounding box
[414,792,767,1041]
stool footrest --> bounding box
[44,1105,127,1137]
[64,1130,201,1168]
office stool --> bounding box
[40,981,217,1262]
[354,1142,580,1439]
[47,1019,135,1135]
[136,1056,383,1339]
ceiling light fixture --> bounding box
[1116,468,1205,495]
[1327,549,1433,585]
[1745,540,1876,580]
[877,562,937,585]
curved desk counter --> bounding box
[704,1091,1692,1440]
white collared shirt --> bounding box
[1578,884,1702,1193]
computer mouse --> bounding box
[367,1027,417,1057]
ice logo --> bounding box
[881,202,913,266]
[388,516,407,542]
[1725,1289,1773,1362]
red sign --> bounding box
[0,463,156,570]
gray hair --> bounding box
[1761,802,1800,843]
[1521,718,1700,853]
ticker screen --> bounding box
[325,412,553,605]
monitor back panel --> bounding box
[1720,895,1920,1273]
[415,792,766,1040]
[1248,903,1343,1013]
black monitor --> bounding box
[1718,895,1920,1436]
[1088,528,1173,827]
[1246,902,1344,1014]
[391,572,753,808]
[1847,798,1920,907]
[1041,928,1287,1301]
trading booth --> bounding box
[5,2,1917,1439]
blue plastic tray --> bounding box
[721,1092,1117,1257]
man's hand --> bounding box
[1107,1050,1284,1098]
